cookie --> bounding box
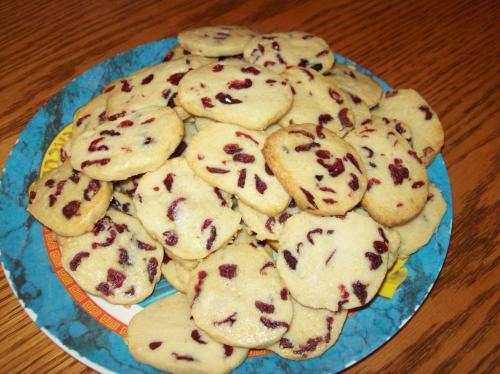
[106,56,213,121]
[344,122,429,226]
[279,67,355,137]
[71,107,184,181]
[371,115,413,145]
[109,191,136,217]
[185,122,290,215]
[267,297,347,360]
[134,157,241,260]
[276,211,392,311]
[126,293,248,374]
[178,61,293,130]
[371,89,444,165]
[58,209,163,304]
[178,26,256,57]
[161,256,194,294]
[263,124,366,216]
[26,161,112,237]
[394,183,447,258]
[188,244,293,348]
[237,200,300,241]
[323,64,382,108]
[243,32,334,74]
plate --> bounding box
[0,37,452,373]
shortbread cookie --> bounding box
[27,161,112,236]
[263,124,366,216]
[59,209,163,304]
[323,63,382,108]
[243,32,334,74]
[344,123,428,226]
[127,293,248,374]
[371,89,444,165]
[371,115,413,145]
[178,61,293,130]
[106,56,213,120]
[185,122,290,215]
[268,297,347,360]
[161,257,194,293]
[188,244,293,348]
[237,200,300,241]
[276,211,391,311]
[109,191,136,216]
[134,157,241,260]
[395,183,447,258]
[178,26,256,57]
[344,90,372,127]
[71,107,184,181]
[279,67,355,138]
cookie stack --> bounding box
[26,25,447,373]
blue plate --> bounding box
[0,37,452,373]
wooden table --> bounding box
[0,0,498,372]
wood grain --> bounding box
[0,0,498,373]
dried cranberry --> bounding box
[419,105,433,120]
[107,268,126,288]
[107,111,126,121]
[164,173,174,192]
[361,146,374,158]
[325,249,336,264]
[141,117,155,124]
[223,345,234,357]
[346,153,361,172]
[233,153,255,163]
[365,252,383,270]
[412,181,425,188]
[118,248,131,265]
[237,168,247,188]
[219,264,237,279]
[62,201,81,219]
[260,261,275,274]
[408,150,423,164]
[69,252,90,271]
[212,64,224,72]
[141,74,154,85]
[149,341,162,350]
[255,300,275,314]
[255,174,267,194]
[280,338,294,349]
[338,108,354,128]
[81,158,111,169]
[241,66,260,75]
[367,178,381,191]
[147,258,158,283]
[96,282,112,296]
[206,226,217,250]
[215,92,242,104]
[350,93,362,104]
[120,80,133,92]
[167,72,186,85]
[307,228,323,244]
[100,129,121,136]
[260,317,289,329]
[289,129,315,140]
[213,312,237,326]
[118,120,134,128]
[76,114,90,127]
[45,179,55,188]
[213,187,227,206]
[318,114,333,125]
[83,180,101,201]
[163,230,178,246]
[201,97,214,108]
[191,329,207,344]
[88,137,108,152]
[300,187,318,209]
[265,217,276,233]
[317,158,345,177]
[348,173,359,191]
[171,353,194,361]
[373,240,388,254]
[228,78,252,89]
[315,149,332,159]
[223,143,242,154]
[280,288,288,300]
[235,131,259,145]
[167,197,186,221]
[265,163,274,176]
[28,190,36,204]
[388,158,410,185]
[283,250,298,270]
[137,240,156,251]
[352,281,368,305]
[206,166,230,174]
[293,336,323,356]
[201,218,213,232]
[329,88,343,104]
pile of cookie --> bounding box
[26,26,447,373]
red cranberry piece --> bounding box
[237,168,246,188]
[289,129,315,140]
[280,338,294,349]
[322,198,337,204]
[81,158,111,169]
[318,185,336,194]
[419,105,433,120]
[163,50,174,62]
[316,124,326,139]
[265,217,276,233]
[367,178,381,191]
[260,317,289,329]
[163,230,178,246]
[317,158,345,177]
[373,240,388,254]
[278,212,292,224]
[120,80,133,92]
[293,336,323,355]
[98,111,107,123]
[352,281,368,305]
[137,240,156,251]
[164,173,174,192]
[167,72,186,85]
[316,49,328,57]
[107,268,126,288]
[141,117,155,124]
[235,131,259,145]
[149,341,162,350]
[191,329,207,344]
[350,93,362,104]
[219,264,237,279]
[280,288,288,300]
[385,90,398,98]
[228,78,252,89]
[412,181,425,188]
[212,64,224,72]
[329,88,343,104]
[213,187,227,206]
[241,66,260,75]
[171,353,194,361]
[346,153,361,172]
[215,92,242,104]
[206,166,230,174]
[255,174,267,194]
[310,63,323,71]
[300,68,314,80]
[125,286,135,295]
[265,79,276,85]
[96,282,113,296]
[348,173,359,191]
[255,300,275,314]
[271,41,280,50]
[147,258,158,283]
[88,137,108,152]
[283,250,298,270]
[300,187,318,209]
[76,114,90,127]
[365,252,383,270]
[28,190,37,204]
[118,120,134,128]
[192,271,208,305]
[201,218,213,232]
[233,153,255,163]
[388,158,410,185]
[201,97,214,108]
[223,345,234,357]
[265,163,274,176]
[167,197,186,221]
[45,179,55,188]
[103,85,115,93]
[83,180,101,201]
[206,226,217,250]
[141,74,154,85]
[223,143,242,154]
[100,129,121,136]
[213,312,237,326]
[318,114,333,125]
[169,141,187,159]
[118,248,131,265]
[339,284,350,299]
[338,108,354,128]
[307,228,323,244]
[361,146,374,158]
[259,261,275,274]
[264,61,275,67]
[290,85,296,95]
[69,251,90,271]
[316,150,332,159]
[408,150,423,164]
[107,111,126,121]
[295,142,320,152]
[378,227,388,243]
[62,200,81,219]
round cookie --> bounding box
[323,63,382,108]
[237,200,301,241]
[161,256,194,294]
[188,244,293,348]
[279,67,355,137]
[26,161,112,237]
[106,56,213,121]
[394,183,447,258]
[185,122,290,215]
[177,61,293,130]
[370,89,444,165]
[134,157,241,260]
[71,107,184,181]
[267,297,347,360]
[178,26,257,57]
[263,124,366,216]
[344,122,429,226]
[276,211,392,311]
[109,191,136,217]
[126,293,248,374]
[243,32,334,74]
[58,209,163,304]
[371,115,413,145]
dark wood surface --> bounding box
[0,0,498,372]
